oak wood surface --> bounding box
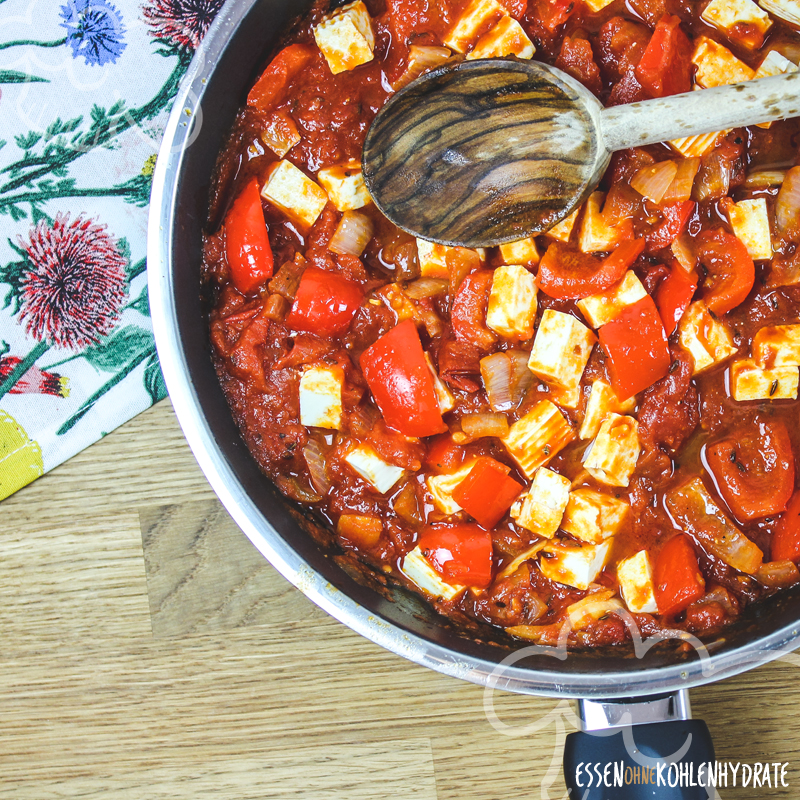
[1,398,799,798]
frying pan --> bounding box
[147,1,800,796]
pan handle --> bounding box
[563,690,716,799]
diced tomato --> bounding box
[773,491,800,562]
[705,419,795,522]
[696,227,755,316]
[418,524,494,588]
[654,534,706,617]
[451,457,524,529]
[360,320,447,438]
[655,264,697,336]
[555,35,603,97]
[645,200,694,253]
[634,15,693,99]
[528,0,575,33]
[425,433,465,472]
[599,295,671,398]
[228,309,271,392]
[285,266,363,337]
[224,178,274,294]
[685,600,726,632]
[536,240,643,300]
[451,270,496,351]
[247,44,315,112]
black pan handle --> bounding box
[563,692,716,799]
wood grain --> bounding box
[0,398,799,798]
[362,59,604,248]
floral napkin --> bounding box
[0,0,223,501]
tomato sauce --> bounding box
[202,0,800,648]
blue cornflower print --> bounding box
[59,0,127,66]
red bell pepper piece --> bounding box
[655,264,697,335]
[634,15,693,98]
[696,227,755,316]
[452,457,524,529]
[247,44,315,112]
[224,178,274,294]
[773,491,800,562]
[285,266,363,337]
[360,320,447,438]
[418,524,494,588]
[654,534,706,616]
[599,295,671,398]
[645,200,694,253]
[425,433,466,473]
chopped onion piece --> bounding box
[507,350,533,400]
[776,165,800,238]
[458,412,510,441]
[303,439,331,496]
[745,170,786,189]
[392,481,423,526]
[337,514,383,547]
[671,233,697,271]
[329,211,374,257]
[661,158,700,203]
[631,160,678,203]
[695,585,737,615]
[392,45,452,91]
[480,350,531,412]
[404,278,449,299]
[755,559,800,588]
[269,253,306,300]
[693,152,731,202]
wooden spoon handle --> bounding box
[600,71,800,152]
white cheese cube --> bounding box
[692,36,755,88]
[548,383,582,411]
[444,0,505,53]
[317,159,371,212]
[313,0,375,75]
[577,271,647,329]
[579,379,636,441]
[261,160,328,230]
[415,239,486,279]
[486,264,538,340]
[426,461,476,515]
[730,359,799,400]
[424,353,455,414]
[498,237,539,266]
[583,0,616,11]
[669,131,727,158]
[540,541,612,591]
[701,0,771,46]
[299,365,343,429]
[528,309,596,399]
[726,198,772,260]
[579,192,626,253]
[345,444,405,493]
[753,324,800,367]
[583,413,640,488]
[561,488,629,544]
[678,301,738,374]
[617,550,658,614]
[546,207,580,242]
[497,542,548,579]
[466,15,535,60]
[510,466,571,538]
[502,400,575,479]
[402,546,464,600]
[759,0,800,27]
[567,589,623,627]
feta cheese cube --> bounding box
[579,379,636,440]
[261,160,328,230]
[730,358,799,400]
[426,461,476,515]
[502,400,575,478]
[583,413,640,488]
[497,541,548,579]
[759,0,800,28]
[402,546,464,600]
[486,264,538,340]
[678,301,738,374]
[583,0,616,11]
[313,0,375,75]
[299,365,344,429]
[701,0,771,46]
[510,466,571,538]
[692,36,755,88]
[317,159,371,211]
[424,353,455,414]
[755,49,798,77]
[465,15,535,60]
[669,131,727,158]
[617,550,658,614]
[444,0,506,53]
[753,324,800,367]
[540,541,612,591]
[546,207,580,242]
[567,588,623,627]
[345,444,405,493]
[561,488,629,544]
[579,192,626,253]
[415,239,486,278]
[577,271,647,329]
[528,309,596,401]
[726,198,772,260]
[498,236,539,266]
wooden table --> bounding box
[1,399,798,798]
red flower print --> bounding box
[142,0,224,50]
[18,214,128,350]
[0,358,69,397]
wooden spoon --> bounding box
[361,59,800,248]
